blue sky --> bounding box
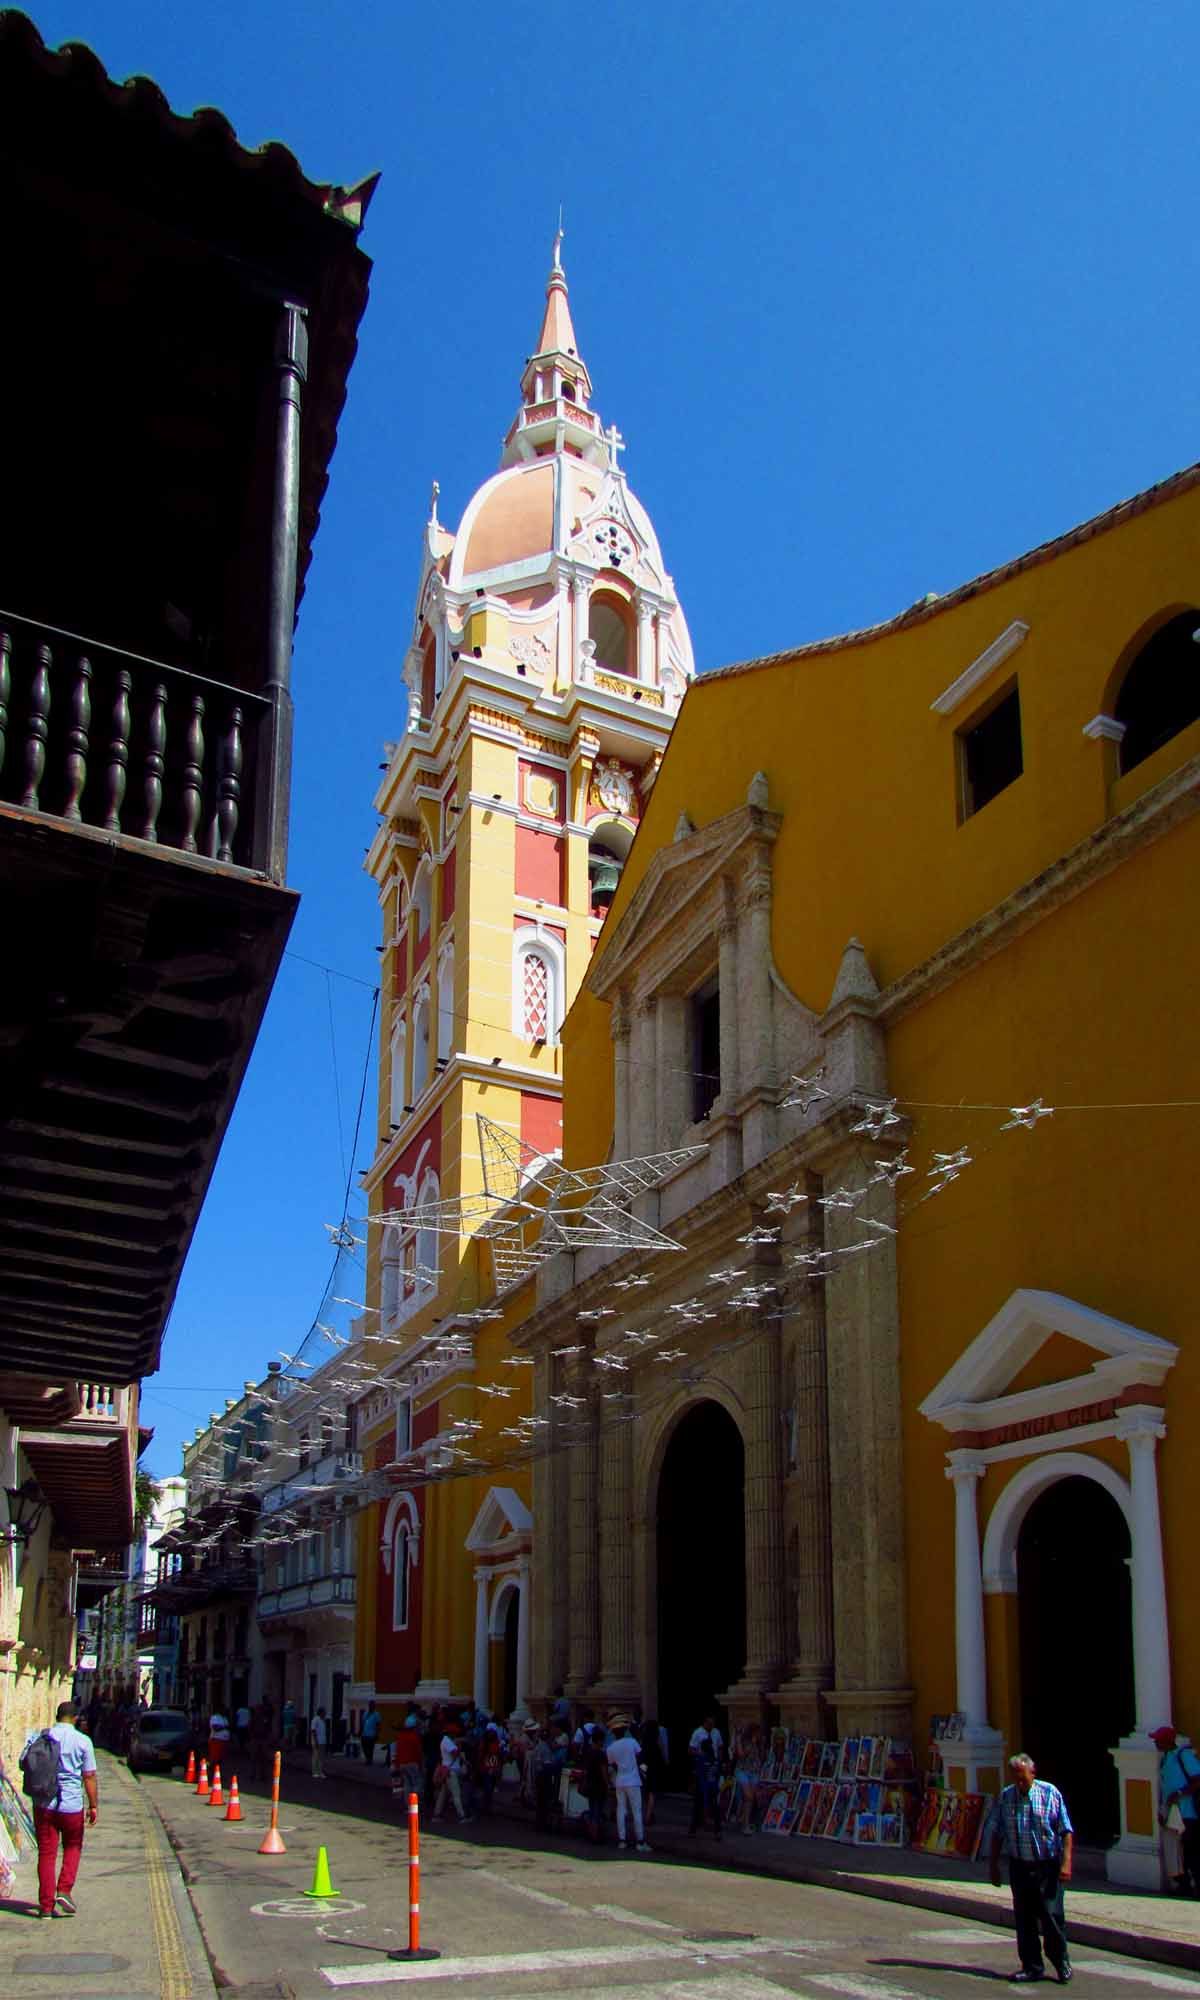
[29,0,1199,1472]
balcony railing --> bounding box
[75,1382,129,1425]
[257,1572,356,1620]
[0,611,274,875]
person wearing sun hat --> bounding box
[1152,1725,1200,1895]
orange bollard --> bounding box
[223,1774,243,1823]
[195,1757,210,1798]
[208,1764,224,1807]
[185,1750,196,1785]
[386,1792,440,1963]
[258,1749,287,1855]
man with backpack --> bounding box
[19,1699,99,1919]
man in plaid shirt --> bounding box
[988,1752,1074,1983]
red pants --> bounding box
[34,1805,84,1914]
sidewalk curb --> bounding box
[120,1763,222,1999]
[277,1753,1200,1977]
[640,1831,1200,1977]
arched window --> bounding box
[412,984,432,1098]
[419,629,436,722]
[587,818,634,918]
[437,949,454,1063]
[1113,610,1200,774]
[412,862,432,941]
[394,878,409,943]
[589,590,634,676]
[393,1524,411,1628]
[389,1016,408,1126]
[415,1168,440,1294]
[513,930,565,1045]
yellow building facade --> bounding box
[512,464,1200,1887]
[351,236,693,1721]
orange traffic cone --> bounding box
[185,1750,196,1785]
[208,1764,224,1807]
[223,1774,243,1823]
[195,1757,210,1797]
[258,1749,287,1854]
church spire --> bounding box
[503,227,602,468]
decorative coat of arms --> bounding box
[593,758,634,817]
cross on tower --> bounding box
[605,422,626,471]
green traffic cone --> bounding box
[302,1845,342,1898]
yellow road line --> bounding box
[117,1764,193,2000]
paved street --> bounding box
[145,1765,1200,2000]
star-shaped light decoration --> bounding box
[850,1097,902,1140]
[782,1067,829,1113]
[764,1183,809,1214]
[927,1146,972,1192]
[738,1224,781,1245]
[870,1152,915,1188]
[373,1116,708,1286]
[1000,1097,1054,1131]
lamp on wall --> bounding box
[3,1478,47,1572]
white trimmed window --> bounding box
[412,860,432,940]
[437,948,454,1063]
[513,929,565,1045]
[389,1016,408,1126]
[393,1524,411,1627]
[412,983,432,1098]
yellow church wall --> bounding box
[581,477,1200,1037]
[547,468,1199,1756]
[893,814,1199,1754]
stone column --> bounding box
[629,996,658,1158]
[531,1347,567,1710]
[775,1269,835,1736]
[1107,1406,1172,1887]
[565,1373,599,1698]
[938,1451,1005,1794]
[473,1570,490,1711]
[736,853,775,1099]
[515,1560,532,1717]
[655,993,688,1149]
[820,1145,913,1742]
[611,993,632,1160]
[636,595,655,684]
[590,1400,640,1709]
[723,1310,785,1719]
[716,887,740,1109]
[570,574,590,684]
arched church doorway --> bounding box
[1017,1474,1134,1844]
[494,1584,519,1720]
[655,1400,745,1783]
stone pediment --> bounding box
[464,1485,532,1553]
[919,1287,1178,1435]
[587,795,781,1002]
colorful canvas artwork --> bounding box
[855,1736,875,1779]
[798,1780,829,1836]
[838,1736,860,1779]
[911,1786,990,1859]
[762,1786,793,1832]
[885,1739,917,1782]
[817,1741,841,1780]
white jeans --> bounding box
[614,1783,644,1845]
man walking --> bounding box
[688,1713,724,1838]
[360,1701,382,1765]
[310,1707,328,1779]
[988,1751,1074,1983]
[20,1699,98,1920]
[606,1715,651,1853]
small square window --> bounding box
[958,683,1023,819]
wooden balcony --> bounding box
[0,14,374,1388]
[20,1381,140,1551]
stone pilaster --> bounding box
[531,1346,568,1711]
[611,991,632,1160]
[775,1263,836,1736]
[589,1398,640,1711]
[721,1308,786,1722]
[821,1145,912,1739]
[565,1365,599,1699]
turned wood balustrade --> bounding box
[0,611,273,872]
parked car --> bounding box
[127,1708,193,1772]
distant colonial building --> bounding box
[514,464,1200,1890]
[351,235,692,1720]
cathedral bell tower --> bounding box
[355,233,694,1712]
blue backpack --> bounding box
[20,1729,62,1807]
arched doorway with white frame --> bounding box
[920,1287,1178,1888]
[465,1487,533,1720]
